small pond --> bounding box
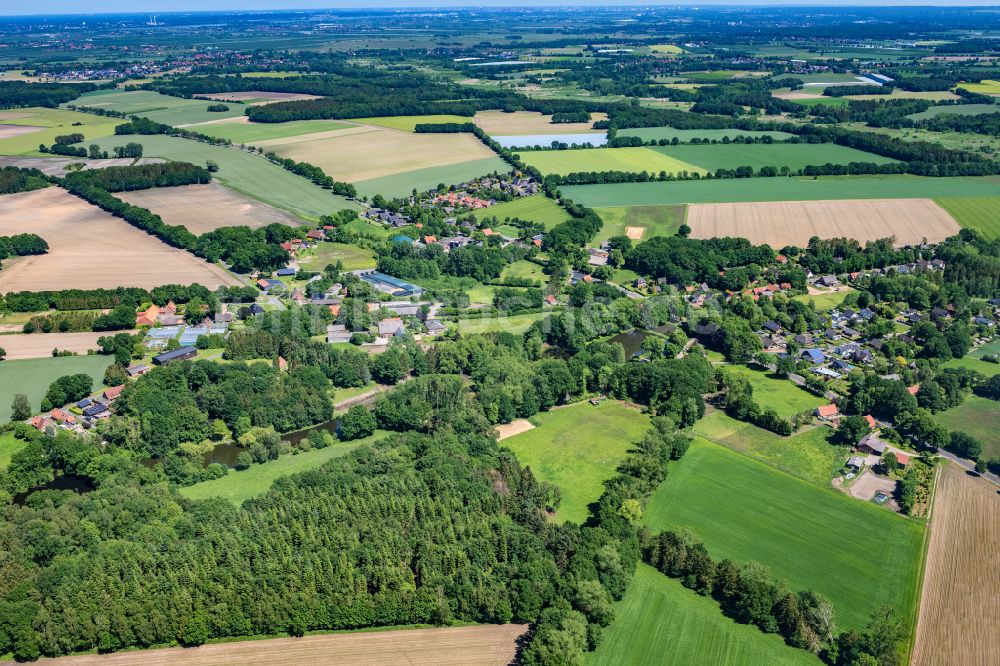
[606,325,676,358]
[13,474,95,506]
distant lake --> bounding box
[495,133,608,149]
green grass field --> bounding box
[297,242,376,272]
[722,365,826,420]
[693,410,845,487]
[941,339,1000,377]
[88,134,357,219]
[503,401,650,523]
[935,197,1000,239]
[618,127,795,143]
[907,103,999,121]
[455,311,548,335]
[500,260,546,283]
[0,355,110,422]
[654,143,897,171]
[957,80,1000,95]
[594,204,686,243]
[0,107,119,155]
[793,289,853,311]
[518,147,706,177]
[353,156,510,198]
[788,97,852,108]
[73,89,246,126]
[773,73,868,84]
[561,175,1000,207]
[188,119,354,144]
[179,433,387,505]
[347,115,473,132]
[0,431,27,469]
[589,564,820,666]
[643,439,925,632]
[931,396,1000,460]
[482,195,569,230]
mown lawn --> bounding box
[179,433,387,505]
[482,195,569,230]
[793,289,853,311]
[455,312,548,335]
[0,431,28,469]
[594,204,685,244]
[654,143,897,171]
[589,564,820,666]
[693,410,846,487]
[721,365,825,419]
[932,396,1000,460]
[500,260,546,283]
[503,401,650,524]
[0,355,110,422]
[935,197,1000,239]
[519,147,706,177]
[941,339,1000,377]
[297,242,377,272]
[643,439,926,632]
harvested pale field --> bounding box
[0,188,242,292]
[0,124,43,139]
[194,90,322,104]
[772,90,826,100]
[496,418,535,441]
[625,226,644,240]
[28,624,529,666]
[474,110,608,135]
[116,182,303,234]
[687,199,960,248]
[0,156,164,177]
[0,331,134,360]
[269,125,496,183]
[912,463,1000,666]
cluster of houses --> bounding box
[28,384,127,433]
[326,297,446,344]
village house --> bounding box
[815,403,839,421]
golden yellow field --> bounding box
[473,110,608,135]
[116,182,304,234]
[687,198,960,247]
[912,463,1000,666]
[267,125,496,182]
[0,332,133,360]
[0,188,242,292]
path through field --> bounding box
[912,463,1000,666]
[24,624,527,666]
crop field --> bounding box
[907,103,999,121]
[297,242,377,272]
[0,188,243,292]
[353,157,510,199]
[594,204,685,243]
[941,339,1000,377]
[72,89,246,126]
[931,396,1000,459]
[912,463,1000,666]
[617,127,795,143]
[193,90,321,104]
[643,439,925,632]
[347,115,473,131]
[686,199,960,247]
[655,143,898,171]
[693,410,845,487]
[185,117,355,144]
[116,182,305,233]
[0,355,110,421]
[180,435,385,505]
[0,156,164,176]
[483,195,569,229]
[561,175,1000,208]
[502,401,650,524]
[0,107,118,155]
[88,134,357,218]
[474,110,606,135]
[519,147,706,177]
[957,79,1000,95]
[589,565,820,666]
[28,624,529,666]
[773,73,871,84]
[0,331,128,360]
[934,196,1000,239]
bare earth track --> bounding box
[0,188,242,292]
[687,198,960,248]
[912,463,1000,666]
[23,624,528,666]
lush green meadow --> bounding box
[788,97,852,108]
[88,134,357,218]
[932,396,1000,459]
[589,564,820,666]
[348,115,473,131]
[935,197,1000,239]
[0,107,119,155]
[518,147,706,177]
[618,127,795,143]
[353,156,510,198]
[643,440,925,632]
[907,104,999,121]
[793,289,852,311]
[0,431,27,470]
[693,410,845,487]
[722,365,826,419]
[502,401,650,524]
[655,143,898,171]
[188,119,355,144]
[562,175,1000,207]
[179,435,386,504]
[0,355,110,422]
[483,195,569,229]
[500,260,547,283]
[941,339,1000,377]
[594,204,685,243]
[297,242,377,272]
[455,311,548,335]
[73,89,246,126]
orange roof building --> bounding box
[815,404,840,419]
[135,304,159,327]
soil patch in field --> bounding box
[0,331,135,360]
[0,188,242,292]
[29,624,528,666]
[474,110,608,135]
[625,226,644,240]
[687,198,960,248]
[116,182,304,234]
[496,419,536,441]
[0,124,43,139]
[194,90,322,105]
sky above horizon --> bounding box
[5,1,1000,18]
